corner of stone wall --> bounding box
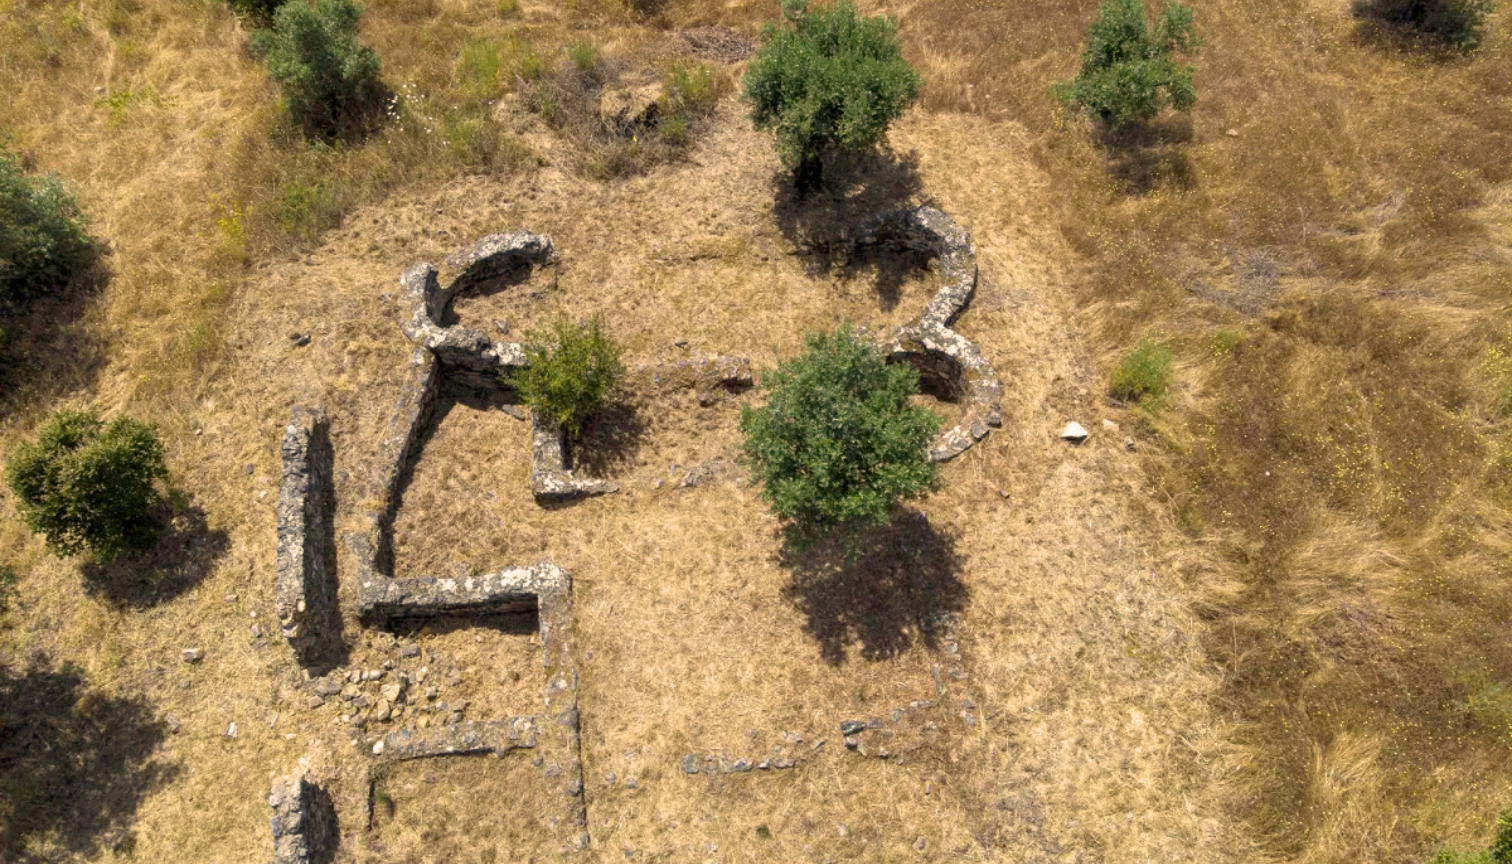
[529,413,618,503]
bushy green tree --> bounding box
[6,411,168,563]
[0,146,92,312]
[512,316,624,438]
[742,0,922,190]
[252,0,383,139]
[1055,0,1200,130]
[740,325,939,537]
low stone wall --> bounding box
[269,774,337,864]
[372,717,537,760]
[275,407,336,659]
[530,414,619,503]
[857,206,1003,462]
[359,563,568,622]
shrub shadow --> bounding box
[1097,115,1196,195]
[572,400,648,477]
[80,500,229,609]
[0,250,110,410]
[0,659,177,861]
[778,509,969,665]
[1350,0,1489,55]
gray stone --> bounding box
[165,713,181,733]
[304,696,325,710]
[312,679,342,697]
[269,774,337,864]
[275,406,335,658]
[1060,422,1088,442]
[681,754,700,775]
[182,648,203,663]
[530,414,618,504]
[730,759,753,773]
[399,643,421,658]
[839,720,868,736]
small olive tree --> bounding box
[1055,0,1200,130]
[511,316,624,438]
[740,325,939,541]
[0,146,93,312]
[252,0,383,139]
[742,0,922,191]
[6,410,168,563]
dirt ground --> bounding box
[3,101,1236,862]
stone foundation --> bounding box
[269,774,338,864]
[858,206,1003,462]
[275,407,337,660]
[530,414,619,503]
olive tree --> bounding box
[740,325,939,540]
[742,0,922,191]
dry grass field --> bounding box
[1,0,1510,860]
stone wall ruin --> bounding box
[275,406,339,664]
[269,773,338,864]
[857,205,1004,462]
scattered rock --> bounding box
[304,696,326,710]
[731,759,753,772]
[290,333,311,347]
[312,679,342,697]
[915,837,928,852]
[182,648,204,663]
[1126,437,1137,451]
[226,722,238,738]
[251,624,263,639]
[165,713,181,734]
[1102,418,1119,431]
[1226,128,1240,137]
[839,720,868,736]
[843,735,860,750]
[681,754,700,775]
[1060,421,1089,442]
[604,772,617,785]
[399,643,421,658]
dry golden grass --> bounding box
[2,0,1512,860]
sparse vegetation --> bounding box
[511,316,624,438]
[0,144,92,313]
[743,0,922,190]
[740,325,939,539]
[252,0,384,139]
[1110,336,1174,407]
[5,410,167,564]
[1053,0,1200,129]
[1432,809,1512,863]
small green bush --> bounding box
[566,39,599,71]
[1111,337,1175,406]
[1054,0,1200,130]
[1432,809,1512,864]
[740,324,940,536]
[457,37,504,99]
[742,0,923,190]
[6,410,168,563]
[252,0,384,140]
[0,146,93,312]
[511,316,624,438]
[277,178,343,239]
[1356,0,1495,49]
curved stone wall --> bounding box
[858,206,1004,462]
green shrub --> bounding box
[457,38,504,100]
[1054,0,1200,130]
[742,0,923,190]
[496,0,519,16]
[0,146,92,312]
[1356,0,1494,49]
[511,316,624,438]
[252,0,384,140]
[1432,809,1512,864]
[5,410,168,563]
[1111,337,1175,407]
[740,324,940,537]
[566,39,599,71]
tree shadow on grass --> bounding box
[1097,115,1196,196]
[0,659,177,862]
[572,400,649,477]
[778,509,969,665]
[0,252,110,411]
[80,500,229,609]
[773,149,925,260]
